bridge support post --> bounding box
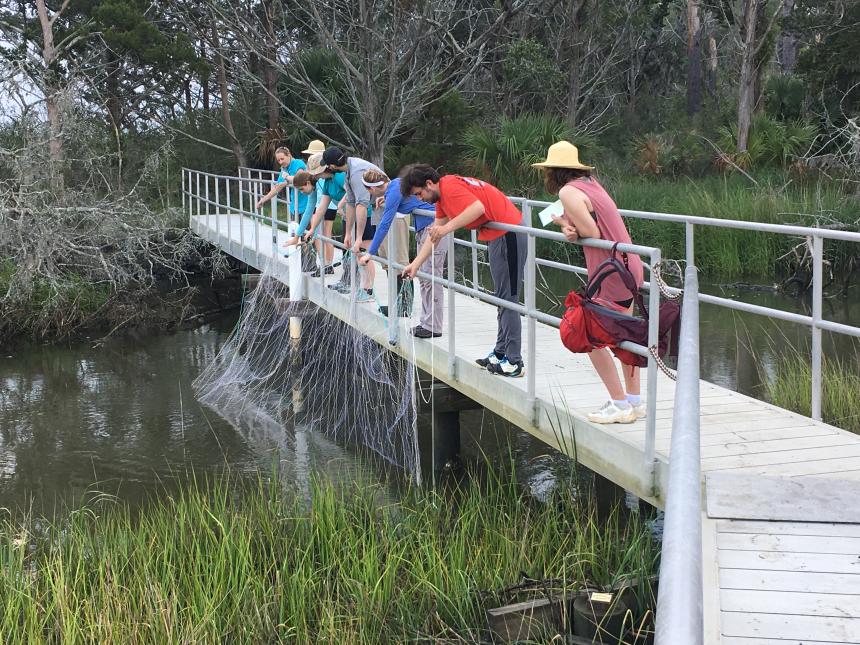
[431,410,461,476]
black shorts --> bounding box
[361,222,376,242]
[324,208,337,222]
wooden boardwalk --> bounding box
[192,213,860,644]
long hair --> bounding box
[542,167,591,195]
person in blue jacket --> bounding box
[357,169,448,338]
[255,147,307,217]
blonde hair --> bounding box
[361,169,389,186]
[274,147,291,157]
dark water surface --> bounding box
[1,282,857,513]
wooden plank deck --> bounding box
[192,213,860,644]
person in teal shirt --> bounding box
[255,146,308,217]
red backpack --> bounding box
[559,247,681,368]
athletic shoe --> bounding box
[327,281,348,292]
[411,325,441,339]
[354,288,375,303]
[587,401,637,424]
[632,401,646,419]
[311,265,335,277]
[488,358,524,378]
[475,351,503,369]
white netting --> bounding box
[193,256,421,480]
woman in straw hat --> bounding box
[302,139,326,156]
[533,141,645,425]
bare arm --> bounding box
[556,185,600,240]
[256,181,287,208]
[304,194,332,240]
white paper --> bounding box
[537,200,564,227]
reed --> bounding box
[0,470,658,643]
[765,350,860,434]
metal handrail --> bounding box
[182,167,665,487]
[655,265,703,644]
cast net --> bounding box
[193,255,421,480]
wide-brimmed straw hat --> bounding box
[532,141,594,170]
[302,139,326,155]
[307,153,326,176]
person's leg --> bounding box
[487,236,510,358]
[416,228,442,333]
[323,217,334,265]
[588,348,626,400]
[487,232,525,365]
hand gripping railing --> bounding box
[655,265,703,645]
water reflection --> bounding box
[0,316,383,514]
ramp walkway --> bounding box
[186,168,860,644]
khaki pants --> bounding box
[378,216,410,269]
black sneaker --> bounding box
[475,351,504,369]
[488,358,525,378]
[411,325,441,338]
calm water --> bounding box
[1,283,857,513]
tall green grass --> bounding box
[765,352,860,434]
[531,174,859,280]
[0,472,658,643]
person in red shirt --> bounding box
[400,164,527,377]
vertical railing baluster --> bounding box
[471,229,479,292]
[388,222,398,345]
[685,222,695,266]
[811,235,823,421]
[523,202,537,422]
[644,248,661,492]
[215,176,221,240]
[272,190,279,261]
[447,233,456,378]
[204,173,211,235]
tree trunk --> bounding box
[211,19,247,168]
[105,52,124,191]
[777,0,797,74]
[565,0,587,129]
[262,0,279,129]
[686,0,703,116]
[706,34,718,98]
[737,0,759,153]
[35,0,64,188]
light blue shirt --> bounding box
[276,158,308,214]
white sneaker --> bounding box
[588,401,637,424]
[631,401,646,419]
[354,288,375,303]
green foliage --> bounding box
[463,114,592,195]
[764,350,860,434]
[386,91,474,174]
[500,39,562,114]
[0,472,658,643]
[716,114,817,169]
[765,75,807,121]
[631,131,709,177]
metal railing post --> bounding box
[388,223,398,345]
[195,172,201,220]
[293,184,298,223]
[811,235,823,420]
[655,264,702,645]
[182,168,187,226]
[226,176,232,254]
[644,248,661,489]
[447,234,456,378]
[471,229,479,292]
[272,191,279,259]
[254,179,261,266]
[526,226,537,422]
[205,174,211,231]
[685,221,695,266]
[215,176,221,240]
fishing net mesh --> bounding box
[193,256,421,481]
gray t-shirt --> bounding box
[344,157,383,209]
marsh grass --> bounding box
[532,174,858,280]
[0,470,659,644]
[764,349,860,434]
